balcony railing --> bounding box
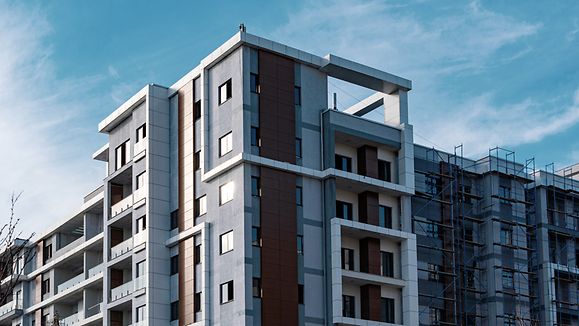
[88,263,104,278]
[133,184,147,204]
[111,281,133,301]
[134,275,146,291]
[57,273,85,293]
[111,195,134,217]
[0,300,22,317]
[110,238,133,260]
[54,237,85,260]
[60,312,80,326]
[131,321,147,326]
[86,302,102,318]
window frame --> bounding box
[335,154,352,172]
[341,247,355,271]
[294,86,301,106]
[296,186,303,206]
[250,73,260,94]
[378,160,392,182]
[218,79,232,105]
[379,205,393,229]
[170,301,179,321]
[336,201,353,220]
[195,195,207,217]
[220,280,234,304]
[381,251,394,277]
[219,182,234,205]
[170,255,178,275]
[219,132,233,157]
[220,230,234,255]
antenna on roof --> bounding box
[239,23,246,32]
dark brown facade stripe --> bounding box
[361,284,381,321]
[359,237,381,275]
[357,145,379,178]
[359,191,379,226]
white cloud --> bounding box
[0,2,105,234]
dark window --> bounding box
[425,176,441,195]
[296,186,303,206]
[194,292,201,313]
[378,160,392,182]
[428,263,439,281]
[296,138,302,158]
[43,244,52,263]
[465,270,475,288]
[379,205,392,229]
[136,124,147,143]
[381,297,395,323]
[194,244,201,265]
[502,270,514,289]
[429,307,441,324]
[294,86,301,105]
[251,177,260,197]
[194,100,201,121]
[136,216,146,233]
[218,79,232,105]
[253,278,262,298]
[335,154,352,172]
[504,314,516,326]
[342,295,355,318]
[170,209,179,230]
[501,228,513,246]
[170,301,179,321]
[252,227,261,247]
[499,185,512,203]
[336,201,353,220]
[170,255,178,275]
[298,284,304,304]
[194,151,200,171]
[297,235,303,255]
[115,140,130,170]
[465,228,474,241]
[41,278,50,295]
[251,127,260,147]
[341,248,354,271]
[250,73,260,93]
[220,280,234,304]
[381,251,394,277]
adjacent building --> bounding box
[0,30,578,326]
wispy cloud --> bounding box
[0,2,106,233]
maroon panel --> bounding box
[260,167,298,326]
[358,191,379,226]
[357,145,379,178]
[360,284,381,321]
[359,237,381,275]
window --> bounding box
[504,314,516,326]
[294,86,301,105]
[252,227,261,247]
[425,176,441,195]
[297,235,304,255]
[501,228,513,246]
[335,154,352,172]
[502,270,514,289]
[195,195,207,217]
[429,307,441,324]
[220,231,234,254]
[218,79,232,105]
[250,73,260,93]
[465,270,475,288]
[296,138,302,158]
[136,260,146,277]
[298,284,304,304]
[41,278,50,295]
[428,263,439,281]
[136,305,146,322]
[251,127,260,147]
[115,140,131,170]
[220,280,234,304]
[499,185,512,202]
[296,186,303,206]
[194,292,202,312]
[220,182,234,205]
[170,209,179,230]
[251,177,260,197]
[136,124,146,143]
[194,100,201,121]
[219,132,233,156]
[170,256,178,275]
[381,251,394,277]
[194,244,202,264]
[136,172,146,190]
[342,295,355,318]
[170,301,179,321]
[379,205,392,229]
[253,278,262,298]
[194,151,200,171]
[341,248,354,271]
[43,244,52,263]
[378,160,392,182]
[381,297,395,323]
[336,201,353,220]
[136,216,146,233]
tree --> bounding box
[0,192,35,307]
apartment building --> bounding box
[2,30,578,326]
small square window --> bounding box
[252,227,261,247]
[220,182,234,205]
[170,255,178,275]
[250,73,260,94]
[294,86,301,106]
[219,132,233,157]
[251,177,261,197]
[296,138,302,158]
[296,186,303,206]
[218,79,232,105]
[220,231,234,254]
[220,280,234,304]
[195,195,207,217]
[170,301,179,321]
[252,278,262,298]
[335,154,352,172]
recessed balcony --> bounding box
[0,300,22,323]
[110,238,133,260]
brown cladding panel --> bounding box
[358,191,379,226]
[359,237,381,275]
[357,145,379,178]
[360,284,382,321]
[260,167,298,326]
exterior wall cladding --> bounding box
[3,32,579,326]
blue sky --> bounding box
[1,0,578,232]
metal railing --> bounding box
[60,312,80,326]
[110,238,133,260]
[0,300,22,317]
[57,273,85,293]
[111,195,134,217]
[54,237,84,260]
[110,281,133,301]
[88,263,103,278]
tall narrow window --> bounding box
[253,278,262,298]
[428,263,440,281]
[335,154,352,172]
[298,284,304,304]
[194,151,200,171]
[115,140,131,170]
[136,215,146,233]
[296,186,303,206]
[170,255,178,275]
[381,251,394,277]
[250,73,260,94]
[194,100,201,121]
[342,295,355,318]
[219,132,233,156]
[381,297,395,323]
[251,177,261,197]
[252,227,261,247]
[220,280,234,304]
[136,305,146,322]
[294,86,301,105]
[378,160,392,182]
[170,301,179,321]
[41,277,50,296]
[341,248,354,271]
[429,308,441,324]
[136,124,147,143]
[297,235,304,255]
[379,205,393,229]
[501,228,513,245]
[195,195,207,217]
[136,172,146,190]
[220,231,234,254]
[296,138,302,158]
[336,201,353,220]
[136,260,146,277]
[170,209,179,230]
[43,244,52,263]
[194,244,202,265]
[194,292,202,312]
[218,79,232,105]
[251,127,260,147]
[220,182,234,205]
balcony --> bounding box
[0,300,22,322]
[58,273,85,293]
[60,312,80,326]
[110,238,133,260]
[111,195,133,217]
[54,237,85,260]
[111,281,133,301]
[88,263,104,278]
[134,275,146,291]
